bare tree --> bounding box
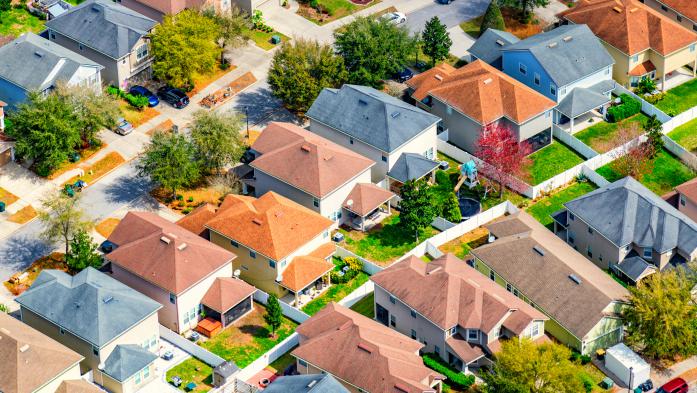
[606,123,654,180]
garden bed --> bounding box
[63,152,125,187]
[187,64,238,97]
[574,113,649,153]
[4,252,68,296]
[459,7,542,39]
[655,78,697,116]
[667,117,697,154]
[301,257,369,316]
[525,139,586,185]
[0,187,19,207]
[297,0,380,25]
[7,205,37,224]
[525,181,597,229]
[151,184,224,214]
[0,6,45,37]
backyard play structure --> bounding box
[454,160,478,192]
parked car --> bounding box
[114,117,133,135]
[395,67,414,83]
[157,86,189,109]
[382,11,406,24]
[99,240,114,253]
[129,85,159,107]
[161,350,174,361]
[657,378,689,393]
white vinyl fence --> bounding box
[552,125,598,159]
[335,246,384,276]
[662,135,697,172]
[253,290,309,324]
[337,280,375,308]
[612,85,671,123]
[159,325,226,367]
[235,333,300,381]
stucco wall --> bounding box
[678,192,697,223]
[176,263,234,333]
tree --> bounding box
[190,110,246,172]
[150,9,220,88]
[624,269,697,359]
[137,132,202,198]
[480,1,505,36]
[264,294,283,338]
[422,16,451,66]
[635,76,657,96]
[499,0,549,21]
[57,84,119,144]
[65,230,103,272]
[644,114,664,155]
[0,0,11,13]
[39,192,93,255]
[334,17,415,88]
[205,7,250,65]
[475,123,532,197]
[482,338,585,393]
[399,178,435,241]
[607,123,654,180]
[269,38,347,113]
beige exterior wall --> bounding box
[176,263,234,333]
[678,193,697,223]
[99,363,156,393]
[34,363,82,393]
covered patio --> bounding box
[386,153,441,195]
[657,66,696,91]
[342,183,395,232]
[611,256,656,285]
[279,254,334,308]
[200,277,257,332]
[555,81,614,134]
[445,334,487,374]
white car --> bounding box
[382,12,406,24]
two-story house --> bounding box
[406,60,556,153]
[638,0,697,34]
[264,374,349,393]
[552,177,697,284]
[560,0,697,90]
[371,254,548,373]
[468,28,520,70]
[15,268,162,393]
[0,33,102,109]
[470,211,630,355]
[45,0,157,88]
[672,178,697,222]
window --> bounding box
[681,195,686,206]
[269,260,276,268]
[281,259,287,268]
[410,310,416,318]
[532,323,540,337]
[143,366,150,379]
[691,44,696,53]
[599,254,603,262]
[389,295,396,304]
[466,259,474,267]
[506,283,512,292]
[381,155,388,162]
[569,213,575,221]
[411,329,417,339]
[49,31,55,40]
[467,330,478,341]
[150,335,157,348]
[643,247,652,259]
[135,371,141,385]
[678,14,683,22]
[79,44,84,51]
[513,289,519,297]
[550,84,556,96]
[568,230,575,245]
[434,345,440,355]
[249,250,256,259]
[390,315,396,327]
[587,246,593,258]
[588,227,593,235]
[169,293,176,304]
[299,359,308,367]
[230,240,239,248]
[693,24,697,32]
[136,44,149,61]
[92,346,99,356]
[349,137,354,144]
[446,105,452,115]
[241,265,249,271]
[631,55,639,62]
[449,327,457,336]
[661,4,668,11]
[323,230,329,238]
[489,270,495,281]
[534,73,540,85]
[519,63,527,75]
[605,67,610,75]
[59,327,65,335]
[545,110,551,118]
[313,197,319,207]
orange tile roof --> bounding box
[176,203,217,237]
[343,183,395,217]
[201,277,256,313]
[658,0,697,23]
[406,61,556,125]
[629,60,656,76]
[560,0,697,56]
[281,256,334,293]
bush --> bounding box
[183,207,192,214]
[124,93,149,109]
[480,1,505,36]
[635,76,656,96]
[330,257,362,284]
[580,355,591,365]
[442,192,462,223]
[578,373,595,393]
[187,196,194,202]
[644,92,665,104]
[176,194,184,200]
[607,94,641,122]
[106,86,123,97]
[422,353,475,390]
[435,170,452,187]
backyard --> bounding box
[349,293,374,318]
[166,358,213,393]
[301,257,370,316]
[437,226,490,260]
[459,7,542,39]
[525,181,597,229]
[574,113,649,153]
[668,117,697,154]
[0,6,45,37]
[655,78,697,116]
[525,139,586,185]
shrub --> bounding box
[178,201,185,207]
[435,170,452,187]
[580,355,591,365]
[345,256,362,272]
[635,76,656,96]
[187,196,194,202]
[578,373,595,393]
[422,353,475,390]
[442,192,462,223]
[124,93,149,109]
[644,92,665,104]
[480,1,505,36]
[106,86,123,97]
[176,194,184,200]
[607,94,641,122]
[183,207,192,214]
[330,257,362,284]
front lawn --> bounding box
[7,205,37,224]
[655,78,697,116]
[246,28,289,51]
[460,7,542,39]
[526,181,597,229]
[166,358,213,393]
[349,293,374,318]
[301,269,369,316]
[95,217,121,238]
[525,139,586,185]
[297,0,379,25]
[595,148,695,196]
[668,117,697,154]
[119,101,160,128]
[0,6,45,37]
[574,113,649,153]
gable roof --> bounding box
[387,153,441,184]
[55,379,103,393]
[264,374,349,393]
[306,85,440,153]
[406,61,556,125]
[107,211,235,295]
[250,122,374,198]
[46,0,156,59]
[343,183,395,217]
[103,344,157,382]
[560,0,697,56]
[564,177,697,255]
[0,313,83,393]
[656,0,697,23]
[469,28,520,68]
[504,24,614,87]
[0,33,101,93]
[176,203,217,237]
[675,177,697,203]
[16,268,161,347]
[201,277,256,313]
[556,80,614,118]
[293,303,442,393]
[280,255,334,293]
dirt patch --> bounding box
[438,227,489,258]
[0,187,19,207]
[151,184,224,213]
[7,205,37,224]
[146,119,175,136]
[199,72,257,109]
[47,143,105,180]
[4,252,68,295]
[63,152,125,187]
[188,64,238,98]
[96,217,121,238]
[501,7,543,39]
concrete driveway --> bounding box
[405,0,490,34]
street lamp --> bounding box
[244,106,249,139]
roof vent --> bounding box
[613,6,623,13]
[569,274,582,285]
[177,243,187,251]
[562,36,572,42]
[307,380,318,388]
[19,344,30,353]
[548,42,558,48]
[358,99,368,106]
[160,236,170,244]
[391,111,401,119]
[103,296,113,304]
[357,342,372,354]
[0,328,9,335]
[483,78,493,85]
[300,144,311,152]
[252,218,263,226]
[34,51,44,58]
[495,39,505,46]
[533,246,545,256]
[168,233,178,239]
[434,74,443,81]
[629,6,638,12]
[323,155,334,161]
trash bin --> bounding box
[0,201,5,213]
[69,152,80,163]
[600,377,614,389]
[271,35,281,44]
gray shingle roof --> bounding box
[103,344,157,382]
[504,24,614,87]
[564,177,697,255]
[386,153,440,183]
[556,81,613,118]
[306,85,440,153]
[0,33,101,92]
[45,0,156,59]
[468,29,520,69]
[264,374,349,393]
[615,256,656,283]
[16,268,161,347]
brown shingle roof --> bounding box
[343,183,395,217]
[676,178,697,202]
[0,313,83,393]
[250,122,374,198]
[201,277,256,313]
[560,0,697,56]
[658,0,697,23]
[293,303,442,393]
[406,60,556,125]
[176,203,217,237]
[445,334,485,364]
[107,212,235,295]
[281,256,334,293]
[55,380,103,393]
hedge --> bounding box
[422,353,475,390]
[607,94,641,123]
[107,86,149,109]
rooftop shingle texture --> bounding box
[468,28,520,67]
[201,277,256,313]
[556,82,613,118]
[15,268,162,347]
[55,379,103,393]
[306,85,440,153]
[107,211,235,295]
[564,177,697,255]
[343,183,395,217]
[0,313,83,393]
[0,33,101,92]
[293,303,442,393]
[387,153,441,184]
[658,0,697,23]
[504,24,614,87]
[616,256,656,282]
[406,61,556,125]
[175,202,218,237]
[280,255,334,293]
[560,0,697,56]
[676,178,697,202]
[445,334,485,364]
[103,344,157,382]
[45,0,156,59]
[264,374,349,393]
[250,122,374,198]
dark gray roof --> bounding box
[504,24,614,87]
[264,374,349,393]
[616,256,656,283]
[556,82,613,118]
[45,0,156,59]
[468,29,520,68]
[564,177,697,256]
[0,33,101,92]
[103,345,157,382]
[387,153,440,183]
[16,268,161,347]
[306,85,440,153]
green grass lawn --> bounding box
[166,358,213,393]
[459,15,483,38]
[668,116,697,154]
[526,139,586,185]
[0,6,46,37]
[349,293,375,318]
[574,113,649,153]
[526,181,597,229]
[656,78,697,116]
[246,28,289,50]
[596,148,695,196]
[301,271,370,316]
[267,350,297,374]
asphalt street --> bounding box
[405,0,490,34]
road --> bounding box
[405,0,490,34]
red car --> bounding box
[657,378,689,393]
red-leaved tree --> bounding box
[476,123,532,197]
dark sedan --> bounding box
[157,86,189,109]
[129,85,159,107]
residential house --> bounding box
[0,100,14,167]
[469,211,630,355]
[673,178,697,222]
[406,60,556,153]
[292,303,444,393]
[105,211,256,334]
[370,254,548,373]
[306,84,441,188]
[264,374,349,393]
[641,0,697,33]
[552,177,697,283]
[560,0,697,89]
[46,0,157,88]
[15,268,162,393]
[118,0,243,21]
[468,28,520,70]
[0,33,102,109]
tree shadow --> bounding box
[231,87,301,127]
[0,233,54,278]
[239,324,270,339]
[100,170,157,209]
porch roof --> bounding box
[615,256,656,284]
[445,334,486,364]
[343,183,394,217]
[201,277,256,313]
[629,60,656,77]
[387,153,440,184]
[556,83,612,119]
[280,256,334,293]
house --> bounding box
[673,178,697,222]
[0,33,102,109]
[15,268,162,393]
[246,122,393,229]
[370,254,548,373]
[306,84,441,188]
[468,28,520,69]
[469,211,630,355]
[292,303,444,393]
[0,312,102,393]
[406,60,556,153]
[552,177,697,283]
[0,100,14,167]
[499,24,616,132]
[31,0,73,20]
[264,374,349,393]
[105,211,256,334]
[45,0,157,88]
[560,0,697,89]
[118,0,244,21]
[641,0,697,34]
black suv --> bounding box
[157,86,190,109]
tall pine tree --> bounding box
[422,16,452,67]
[480,1,505,36]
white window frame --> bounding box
[467,329,478,341]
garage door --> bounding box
[0,148,11,166]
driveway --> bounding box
[405,0,490,34]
